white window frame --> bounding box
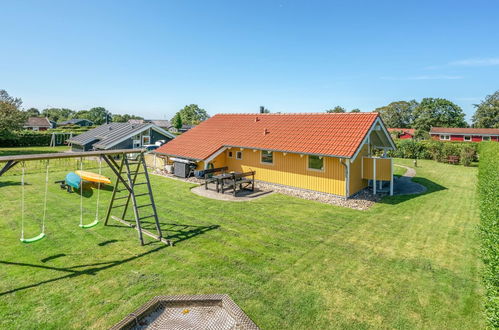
[260,150,274,165]
[133,139,141,148]
[440,134,450,141]
[228,151,233,158]
[482,136,491,141]
[236,151,243,160]
[307,155,325,172]
[463,135,471,141]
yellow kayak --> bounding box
[75,170,112,184]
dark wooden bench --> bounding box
[204,166,228,190]
[448,155,460,164]
[222,171,255,196]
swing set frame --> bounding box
[0,149,168,246]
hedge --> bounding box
[478,143,499,328]
[389,139,479,165]
[0,131,54,147]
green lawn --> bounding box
[0,153,484,329]
[0,145,69,157]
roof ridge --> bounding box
[214,112,378,116]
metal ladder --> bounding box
[104,153,172,246]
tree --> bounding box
[172,113,183,130]
[0,89,22,108]
[374,100,417,128]
[0,90,25,135]
[472,90,499,128]
[326,106,346,113]
[173,104,209,125]
[112,114,144,123]
[86,107,111,125]
[259,106,270,113]
[41,108,75,122]
[350,108,361,113]
[413,98,467,132]
[25,107,40,117]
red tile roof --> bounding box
[388,128,415,135]
[155,113,380,160]
[430,127,499,135]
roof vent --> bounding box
[263,128,269,135]
[255,116,260,122]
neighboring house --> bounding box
[59,119,94,126]
[23,117,53,131]
[155,113,396,198]
[68,122,176,151]
[169,124,196,134]
[430,127,499,142]
[388,128,415,139]
[128,119,172,130]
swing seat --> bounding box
[79,219,99,229]
[20,232,46,243]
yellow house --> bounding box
[155,112,396,197]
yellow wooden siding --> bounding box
[196,152,227,170]
[362,157,392,181]
[225,149,346,196]
[349,144,368,195]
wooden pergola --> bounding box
[0,149,171,246]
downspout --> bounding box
[340,159,350,198]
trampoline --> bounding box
[111,294,259,330]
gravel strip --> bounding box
[151,169,381,210]
[254,181,381,210]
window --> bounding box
[236,151,243,159]
[440,134,450,141]
[142,135,151,145]
[228,151,233,158]
[308,155,324,171]
[464,136,471,141]
[482,136,491,141]
[261,150,273,164]
[133,140,141,148]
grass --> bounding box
[0,145,69,157]
[0,151,484,329]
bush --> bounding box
[389,139,478,165]
[478,143,499,327]
[0,131,52,147]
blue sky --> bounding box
[1,1,498,122]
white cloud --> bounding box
[449,57,499,67]
[380,75,463,80]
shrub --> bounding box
[478,143,499,327]
[0,131,52,147]
[389,139,478,165]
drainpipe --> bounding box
[340,159,349,198]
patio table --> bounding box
[212,172,240,192]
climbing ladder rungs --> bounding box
[114,195,130,200]
[137,204,153,209]
[112,204,127,208]
[139,215,156,220]
[133,182,148,186]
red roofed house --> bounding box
[429,127,499,142]
[155,112,396,197]
[388,128,415,139]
